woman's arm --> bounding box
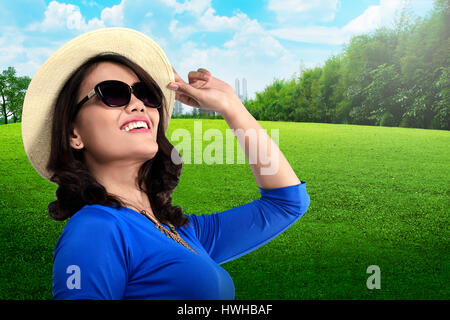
[169,68,309,262]
[168,68,301,189]
[189,182,310,264]
[220,100,300,189]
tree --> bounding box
[434,66,450,129]
[0,67,31,124]
[363,63,402,126]
[316,55,343,123]
[297,67,322,122]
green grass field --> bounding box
[0,120,449,299]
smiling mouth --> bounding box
[121,121,151,132]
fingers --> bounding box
[188,70,210,82]
[168,67,211,97]
[197,68,211,76]
[171,67,210,92]
[168,67,213,109]
[172,66,210,80]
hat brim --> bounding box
[21,27,174,184]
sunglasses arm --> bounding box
[76,89,97,108]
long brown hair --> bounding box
[46,53,189,228]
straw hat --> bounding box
[21,27,175,184]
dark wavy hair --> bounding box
[46,53,189,228]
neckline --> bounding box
[82,204,175,230]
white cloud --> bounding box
[342,0,407,34]
[1,1,126,75]
[157,1,301,99]
[122,0,308,101]
[160,0,211,15]
[26,0,126,33]
[101,1,125,26]
[269,25,344,45]
[169,19,197,39]
[26,1,103,32]
[0,26,59,77]
[269,0,412,45]
[170,17,301,103]
[198,7,249,31]
[267,0,341,23]
[222,19,287,58]
[0,27,26,67]
[163,2,252,40]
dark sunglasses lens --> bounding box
[98,81,130,107]
[133,82,161,108]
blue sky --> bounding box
[0,0,435,112]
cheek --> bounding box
[78,110,118,148]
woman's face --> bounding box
[70,62,160,165]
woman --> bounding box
[21,28,310,300]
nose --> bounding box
[126,93,145,113]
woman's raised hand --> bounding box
[167,67,241,116]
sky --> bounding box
[0,0,435,113]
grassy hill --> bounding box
[0,120,448,299]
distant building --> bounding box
[173,100,183,116]
[235,78,248,102]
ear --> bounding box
[69,124,84,150]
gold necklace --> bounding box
[123,201,197,255]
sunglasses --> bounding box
[76,80,162,109]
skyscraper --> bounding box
[235,78,248,102]
[173,100,183,116]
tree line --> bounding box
[244,0,449,130]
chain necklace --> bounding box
[123,201,197,255]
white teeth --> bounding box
[122,121,149,131]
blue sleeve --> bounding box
[189,181,310,265]
[52,208,129,300]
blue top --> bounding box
[52,181,310,300]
